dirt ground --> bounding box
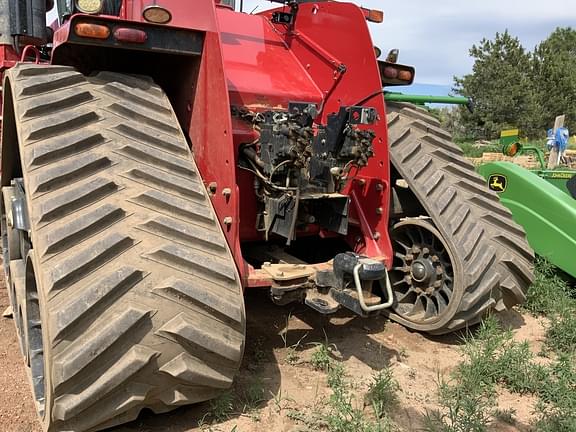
[0,283,547,432]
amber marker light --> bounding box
[361,8,384,23]
[74,23,110,39]
[398,70,413,82]
[142,5,172,24]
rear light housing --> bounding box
[378,61,416,86]
[361,7,384,23]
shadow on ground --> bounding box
[108,289,408,431]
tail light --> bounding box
[383,66,398,79]
[114,28,147,44]
[74,22,110,39]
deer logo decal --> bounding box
[488,174,507,193]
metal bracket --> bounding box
[11,179,30,232]
[352,263,393,312]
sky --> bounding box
[239,0,576,93]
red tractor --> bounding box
[0,0,533,430]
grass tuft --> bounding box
[523,257,575,316]
[533,355,576,431]
[364,368,399,418]
[310,342,335,372]
[546,308,576,355]
[208,391,235,422]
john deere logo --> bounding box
[488,174,507,192]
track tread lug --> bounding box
[160,353,234,388]
[53,345,158,421]
[153,276,242,323]
[53,305,152,387]
[47,233,135,292]
[51,266,145,340]
[158,313,243,363]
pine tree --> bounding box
[454,31,539,140]
[532,27,576,133]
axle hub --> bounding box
[390,219,454,322]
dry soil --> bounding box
[0,282,546,432]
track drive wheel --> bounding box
[386,102,534,334]
[1,64,245,432]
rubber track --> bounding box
[386,102,534,334]
[4,64,245,432]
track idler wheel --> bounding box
[390,219,460,330]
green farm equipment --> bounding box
[478,142,576,278]
[384,92,472,110]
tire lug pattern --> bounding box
[3,64,245,432]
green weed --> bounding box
[424,317,535,432]
[279,313,308,365]
[239,379,265,413]
[323,361,397,432]
[310,342,335,372]
[270,389,294,414]
[533,355,576,431]
[303,338,398,432]
[524,257,575,316]
[285,347,300,365]
[364,368,399,417]
[209,391,235,422]
[423,377,494,432]
[545,308,576,355]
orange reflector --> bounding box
[398,70,413,81]
[365,9,384,23]
[114,28,147,44]
[74,23,110,39]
